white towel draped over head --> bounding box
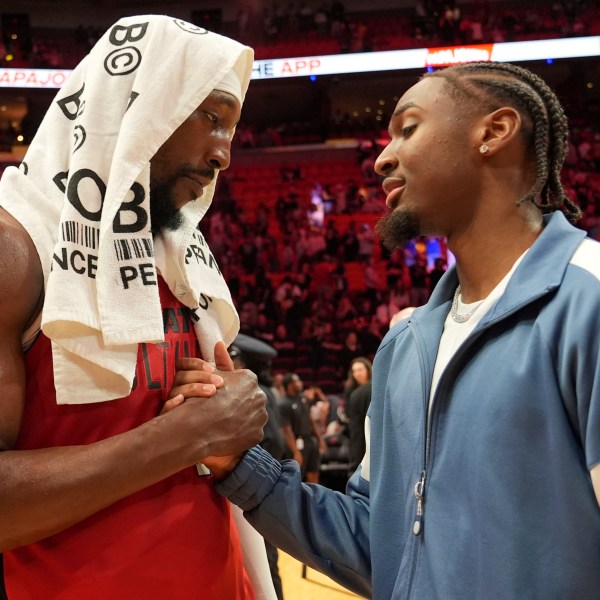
[0,15,253,404]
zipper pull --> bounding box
[413,473,425,536]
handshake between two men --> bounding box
[161,341,269,479]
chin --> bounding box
[150,209,184,235]
[165,211,185,232]
[375,208,421,251]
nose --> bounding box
[206,136,231,171]
[374,143,398,176]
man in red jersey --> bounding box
[0,15,272,600]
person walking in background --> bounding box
[0,16,273,600]
[210,61,600,599]
[279,373,323,483]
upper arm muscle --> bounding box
[0,207,44,449]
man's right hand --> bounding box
[166,341,268,478]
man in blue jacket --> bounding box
[214,61,600,599]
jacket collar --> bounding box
[378,211,586,389]
[415,210,586,324]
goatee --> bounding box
[375,208,420,252]
[150,165,214,235]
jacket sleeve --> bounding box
[215,445,372,598]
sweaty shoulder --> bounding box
[0,206,44,332]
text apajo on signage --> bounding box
[0,69,71,88]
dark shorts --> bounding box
[300,435,320,474]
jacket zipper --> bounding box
[407,290,550,537]
[410,321,430,538]
[405,322,431,599]
[404,287,554,598]
[412,471,425,535]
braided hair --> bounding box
[424,61,581,220]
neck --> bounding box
[449,206,543,303]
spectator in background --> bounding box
[330,0,346,36]
[279,373,323,483]
[280,161,302,182]
[375,290,400,329]
[339,330,364,378]
[306,385,331,441]
[336,294,358,325]
[330,259,349,298]
[438,2,461,43]
[428,256,447,292]
[390,275,412,311]
[271,323,296,372]
[314,5,329,37]
[363,256,381,303]
[342,357,372,404]
[324,220,341,257]
[346,357,373,471]
[409,253,430,305]
[340,220,360,260]
[357,222,375,260]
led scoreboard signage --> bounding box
[1,36,599,88]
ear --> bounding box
[476,107,522,155]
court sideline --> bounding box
[278,551,362,600]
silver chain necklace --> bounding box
[450,286,484,323]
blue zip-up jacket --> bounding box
[218,211,600,599]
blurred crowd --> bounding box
[245,0,598,58]
[1,0,598,68]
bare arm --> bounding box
[0,207,43,452]
[0,210,267,551]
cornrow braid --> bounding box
[425,61,581,221]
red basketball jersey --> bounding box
[5,276,254,600]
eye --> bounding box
[204,111,218,124]
[402,124,417,138]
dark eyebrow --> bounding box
[392,101,419,119]
[387,101,420,136]
[210,91,239,110]
[204,90,241,128]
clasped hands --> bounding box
[162,341,268,479]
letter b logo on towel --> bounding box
[109,22,148,47]
[113,182,148,233]
[104,22,148,76]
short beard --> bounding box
[150,180,185,235]
[149,164,214,235]
[375,208,421,253]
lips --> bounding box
[183,174,209,199]
[382,177,406,209]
